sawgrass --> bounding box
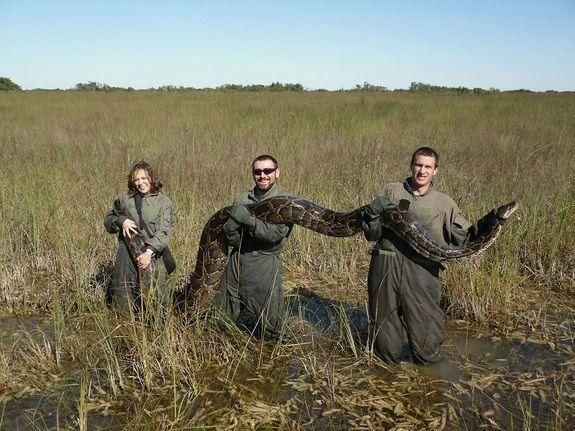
[0,90,573,429]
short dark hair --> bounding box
[252,154,278,169]
[410,147,440,167]
[127,161,163,196]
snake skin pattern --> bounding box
[181,198,517,299]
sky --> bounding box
[1,0,574,91]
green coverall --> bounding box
[104,191,174,313]
[363,179,474,364]
[216,185,293,340]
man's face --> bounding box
[132,169,152,195]
[410,155,438,190]
[252,159,279,193]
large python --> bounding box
[180,198,518,300]
[113,201,157,290]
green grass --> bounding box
[0,91,573,429]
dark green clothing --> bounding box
[108,241,169,312]
[104,191,174,313]
[217,185,293,339]
[363,179,473,364]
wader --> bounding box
[364,180,473,364]
[368,233,443,364]
[217,250,285,339]
[109,240,169,315]
[216,186,292,340]
[104,191,174,315]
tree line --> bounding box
[0,76,566,94]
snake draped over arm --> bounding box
[180,197,517,300]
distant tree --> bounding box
[281,82,304,91]
[73,81,111,91]
[0,77,22,91]
[353,82,388,92]
[216,82,304,92]
[409,82,430,92]
[269,81,284,91]
[217,83,242,91]
[159,85,178,92]
[72,82,139,92]
[409,81,500,95]
[506,89,533,93]
[276,82,304,91]
[157,85,199,92]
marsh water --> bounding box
[1,292,572,430]
[292,289,573,427]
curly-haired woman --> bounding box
[104,161,174,315]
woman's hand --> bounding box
[137,251,152,269]
[122,219,139,238]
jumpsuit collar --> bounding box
[250,184,279,202]
[403,177,434,197]
[130,191,160,199]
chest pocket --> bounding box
[413,205,449,244]
[413,205,439,229]
[142,203,163,233]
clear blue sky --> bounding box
[1,0,574,91]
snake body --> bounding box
[122,231,157,289]
[183,198,517,297]
[114,199,156,288]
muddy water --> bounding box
[423,320,572,429]
[287,289,574,429]
[0,298,572,430]
[0,313,53,345]
[0,314,118,430]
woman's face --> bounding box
[132,169,152,195]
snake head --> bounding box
[113,198,125,214]
[495,201,518,224]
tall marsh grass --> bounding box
[0,91,573,429]
[1,91,572,316]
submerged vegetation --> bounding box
[0,91,573,429]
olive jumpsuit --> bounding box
[216,185,293,340]
[104,191,174,313]
[363,179,474,364]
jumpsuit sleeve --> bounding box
[103,196,128,234]
[144,196,174,253]
[362,190,396,242]
[445,204,474,246]
[362,206,383,242]
[223,217,242,248]
[242,216,291,242]
[228,196,291,244]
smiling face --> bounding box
[252,159,279,194]
[132,169,152,196]
[410,155,438,195]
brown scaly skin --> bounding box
[176,198,517,306]
[115,199,155,289]
[121,232,156,290]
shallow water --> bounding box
[0,313,121,430]
[0,299,572,430]
[287,290,573,429]
[0,313,53,345]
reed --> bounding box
[0,91,573,429]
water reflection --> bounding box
[0,291,571,430]
[286,288,572,428]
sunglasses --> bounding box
[252,167,277,176]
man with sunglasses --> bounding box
[216,154,293,340]
[363,147,477,365]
